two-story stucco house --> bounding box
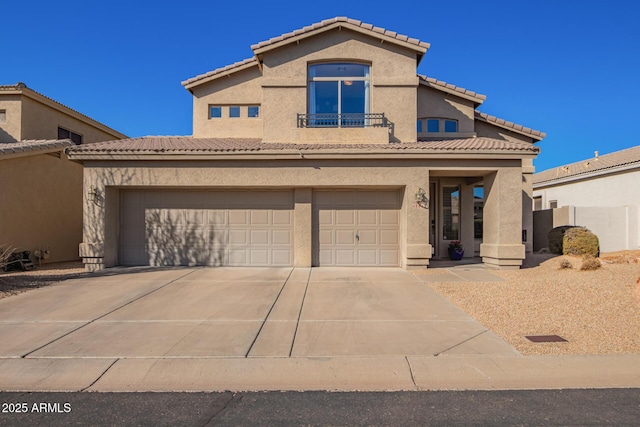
[68,17,544,271]
[0,83,126,264]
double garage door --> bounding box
[120,189,400,267]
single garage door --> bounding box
[313,189,401,266]
[120,190,294,266]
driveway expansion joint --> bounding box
[80,358,120,392]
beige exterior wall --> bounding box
[191,66,263,138]
[417,86,475,139]
[79,158,433,270]
[0,95,22,142]
[0,153,82,263]
[474,120,536,144]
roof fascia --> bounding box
[1,146,68,160]
[475,112,545,141]
[251,22,428,63]
[419,79,485,106]
[182,59,260,90]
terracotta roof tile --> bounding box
[67,136,538,157]
[0,139,74,157]
[418,75,486,103]
[533,145,640,185]
[474,111,546,140]
[251,17,430,52]
[182,57,258,87]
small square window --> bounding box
[229,106,240,118]
[416,120,422,133]
[58,127,70,139]
[444,120,458,132]
[0,110,6,123]
[549,200,558,209]
[427,119,439,133]
[248,106,260,118]
[210,106,222,118]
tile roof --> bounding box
[251,17,430,53]
[67,136,539,156]
[475,111,546,140]
[182,58,258,88]
[0,139,74,157]
[0,83,127,139]
[418,75,486,103]
[533,145,640,185]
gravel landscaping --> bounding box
[2,253,639,356]
[427,251,640,355]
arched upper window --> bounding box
[308,63,370,125]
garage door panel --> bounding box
[272,229,292,245]
[120,190,293,267]
[336,230,355,245]
[314,190,400,267]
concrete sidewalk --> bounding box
[0,266,638,392]
[0,354,639,392]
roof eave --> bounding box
[533,162,640,188]
[475,111,546,141]
[419,79,486,106]
[181,59,260,90]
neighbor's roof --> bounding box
[0,83,127,140]
[67,136,539,159]
[183,17,430,89]
[418,75,486,105]
[533,145,640,186]
[0,139,74,159]
[475,111,546,141]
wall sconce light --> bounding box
[88,185,98,203]
[415,187,429,207]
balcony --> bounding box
[297,113,388,128]
[291,113,391,144]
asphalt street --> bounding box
[1,389,639,426]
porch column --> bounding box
[79,171,108,272]
[522,159,535,253]
[460,183,475,258]
[406,179,432,268]
[480,168,525,269]
[293,188,312,267]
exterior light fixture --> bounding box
[88,185,98,203]
[415,188,429,207]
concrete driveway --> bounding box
[0,267,516,359]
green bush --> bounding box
[563,227,600,257]
[580,254,601,271]
[547,226,573,254]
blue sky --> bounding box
[3,0,639,172]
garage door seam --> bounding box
[244,268,294,357]
[20,268,204,358]
[288,268,312,357]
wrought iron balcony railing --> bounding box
[297,113,388,128]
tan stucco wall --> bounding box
[261,30,418,143]
[191,66,264,138]
[0,153,82,263]
[20,96,121,143]
[417,86,475,138]
[80,158,433,269]
[474,120,536,144]
[0,95,23,142]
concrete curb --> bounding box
[1,354,639,392]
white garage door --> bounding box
[313,190,401,266]
[120,190,294,266]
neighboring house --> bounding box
[0,83,127,264]
[532,146,640,252]
[67,17,544,271]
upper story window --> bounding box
[210,106,222,118]
[229,106,240,118]
[308,63,370,126]
[209,105,260,119]
[422,118,458,133]
[248,106,260,118]
[58,127,82,145]
[0,110,6,123]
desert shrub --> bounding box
[548,226,573,254]
[580,254,601,271]
[558,259,573,269]
[563,227,599,257]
